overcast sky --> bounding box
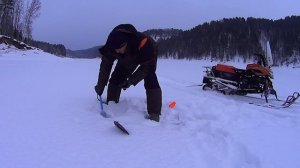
[32,0,300,50]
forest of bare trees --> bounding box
[0,0,40,40]
[0,0,66,56]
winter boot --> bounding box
[146,113,160,122]
[106,83,121,104]
[146,88,162,122]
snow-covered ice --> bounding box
[0,47,299,168]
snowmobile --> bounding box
[202,61,277,102]
[202,42,277,103]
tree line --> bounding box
[149,16,300,66]
[0,0,66,56]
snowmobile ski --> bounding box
[249,102,290,109]
[249,92,299,109]
[114,121,130,135]
[282,92,299,107]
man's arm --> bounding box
[95,47,116,95]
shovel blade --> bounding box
[100,112,111,118]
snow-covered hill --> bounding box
[0,48,299,168]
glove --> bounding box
[94,85,104,96]
[120,80,132,90]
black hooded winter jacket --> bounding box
[97,24,158,88]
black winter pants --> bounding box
[107,63,162,115]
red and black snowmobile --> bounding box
[202,42,299,107]
[202,52,277,103]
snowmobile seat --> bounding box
[216,64,236,74]
[213,64,238,81]
[246,64,270,76]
